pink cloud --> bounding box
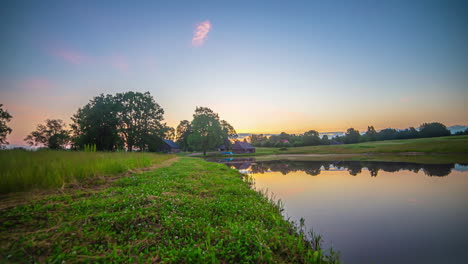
[192,20,212,46]
[52,49,88,65]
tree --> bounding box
[25,119,70,149]
[398,127,419,139]
[115,91,165,151]
[163,126,175,141]
[344,128,360,144]
[71,94,122,151]
[419,122,450,138]
[303,130,321,146]
[175,120,192,151]
[220,120,238,150]
[363,126,377,142]
[377,128,398,141]
[0,104,12,145]
[188,107,224,156]
[321,135,330,145]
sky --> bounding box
[1,0,467,145]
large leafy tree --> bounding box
[71,94,122,151]
[175,120,192,151]
[0,104,13,145]
[115,91,165,151]
[188,107,224,156]
[25,119,70,149]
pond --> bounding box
[208,158,468,264]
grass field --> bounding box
[241,135,468,156]
[0,150,174,194]
[0,158,338,263]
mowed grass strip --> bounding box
[253,135,468,155]
[0,158,336,263]
[0,150,174,194]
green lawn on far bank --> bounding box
[0,150,175,194]
[0,158,338,263]
[241,135,468,156]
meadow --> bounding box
[248,135,468,156]
[0,149,174,194]
[0,158,338,263]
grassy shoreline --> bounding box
[0,157,338,263]
[197,135,468,163]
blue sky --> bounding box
[1,0,467,144]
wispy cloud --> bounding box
[52,49,88,65]
[192,20,212,46]
[399,97,411,103]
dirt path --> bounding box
[0,157,180,210]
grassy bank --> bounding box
[255,135,468,155]
[0,158,337,263]
[0,149,174,194]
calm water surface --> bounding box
[210,158,468,264]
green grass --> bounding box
[242,135,468,156]
[0,158,338,263]
[0,149,174,194]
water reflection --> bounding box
[208,157,468,264]
[210,158,465,177]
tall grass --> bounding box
[0,149,173,194]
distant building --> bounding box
[232,141,256,154]
[158,139,180,153]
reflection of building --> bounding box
[232,141,256,154]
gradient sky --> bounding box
[1,0,467,145]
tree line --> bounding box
[0,92,237,153]
[250,122,466,148]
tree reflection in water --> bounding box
[210,158,464,177]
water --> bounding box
[210,158,468,264]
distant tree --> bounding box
[321,135,330,145]
[377,128,398,141]
[303,130,321,146]
[220,120,238,150]
[363,126,377,142]
[188,107,224,156]
[25,119,70,149]
[175,120,192,151]
[398,127,419,139]
[454,128,468,136]
[0,104,13,145]
[71,94,122,151]
[279,132,290,141]
[419,122,450,138]
[344,128,360,144]
[115,91,165,151]
[250,134,267,146]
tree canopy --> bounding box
[25,119,70,149]
[71,91,166,151]
[175,120,192,151]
